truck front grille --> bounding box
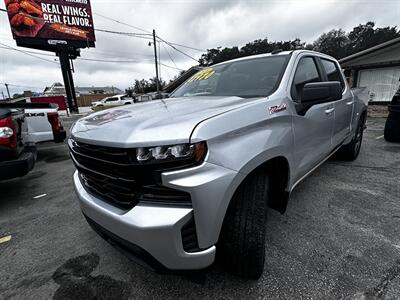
[69,139,191,209]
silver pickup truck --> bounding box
[69,50,367,279]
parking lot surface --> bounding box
[0,117,399,299]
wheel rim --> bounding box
[354,121,363,155]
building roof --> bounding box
[339,37,400,66]
[43,82,124,96]
[75,86,124,95]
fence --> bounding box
[77,94,115,107]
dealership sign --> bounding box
[4,0,96,50]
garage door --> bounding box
[358,67,400,102]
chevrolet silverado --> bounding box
[69,50,367,279]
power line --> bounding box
[156,35,199,62]
[1,43,182,76]
[95,28,153,41]
[163,41,205,52]
[161,42,179,70]
[95,28,151,37]
[0,82,44,89]
[159,62,184,71]
[0,43,180,69]
[0,44,154,61]
[0,45,56,57]
[77,57,153,63]
[0,42,59,65]
[94,12,151,34]
[93,12,204,54]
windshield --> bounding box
[171,55,289,98]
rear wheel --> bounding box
[219,169,269,279]
[338,115,365,161]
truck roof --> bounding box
[0,103,58,109]
[0,108,24,119]
[212,49,337,67]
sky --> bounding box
[0,0,399,98]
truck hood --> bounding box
[71,96,260,147]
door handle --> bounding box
[325,107,335,114]
[346,100,354,105]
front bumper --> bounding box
[73,171,216,270]
[0,146,36,180]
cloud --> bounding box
[0,0,399,96]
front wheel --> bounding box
[338,115,365,161]
[219,169,269,279]
[384,111,400,142]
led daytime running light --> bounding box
[136,142,206,162]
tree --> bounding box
[198,38,305,66]
[198,21,399,65]
[347,21,400,55]
[312,29,349,58]
[127,77,166,94]
[199,47,240,66]
[167,70,186,85]
[312,22,400,59]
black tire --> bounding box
[219,169,269,279]
[124,102,131,105]
[384,112,400,142]
[338,115,365,161]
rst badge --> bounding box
[268,103,287,114]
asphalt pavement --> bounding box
[0,117,399,299]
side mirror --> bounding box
[300,81,342,104]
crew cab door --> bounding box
[104,97,119,106]
[319,58,353,147]
[290,56,335,181]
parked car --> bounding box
[0,108,36,180]
[91,94,134,109]
[0,103,66,144]
[135,94,152,103]
[384,83,400,142]
[69,50,367,279]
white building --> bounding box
[340,37,400,103]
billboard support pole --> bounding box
[66,57,79,113]
[58,51,79,114]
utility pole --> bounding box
[152,29,160,94]
[4,83,11,99]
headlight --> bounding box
[136,142,207,163]
[0,127,14,138]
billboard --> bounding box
[4,0,96,51]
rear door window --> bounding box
[320,58,345,91]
